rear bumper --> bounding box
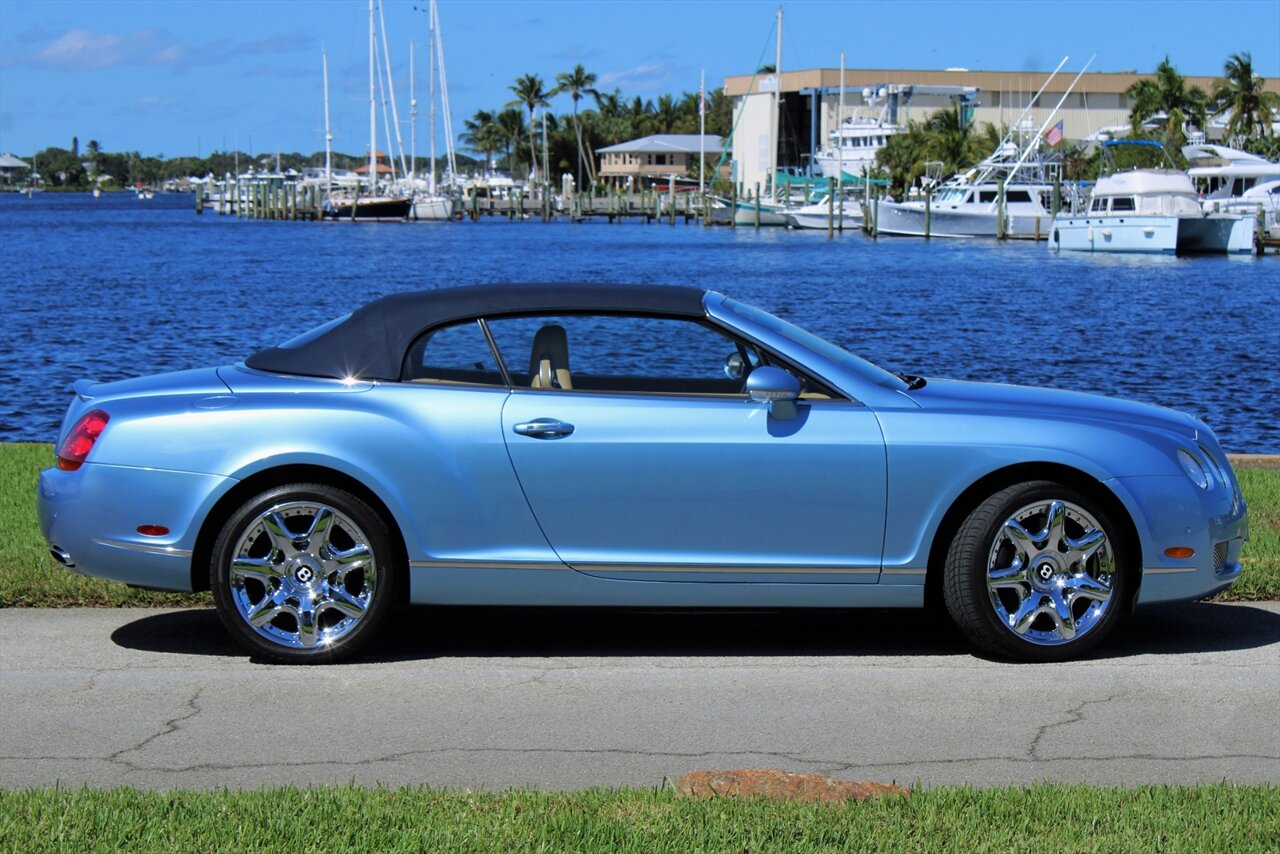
[38,463,234,592]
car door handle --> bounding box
[512,419,575,439]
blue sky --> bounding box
[1,0,1277,158]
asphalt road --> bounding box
[2,603,1277,791]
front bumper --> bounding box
[38,462,235,592]
[1110,474,1249,605]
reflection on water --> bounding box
[1,192,1276,451]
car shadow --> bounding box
[109,601,1279,664]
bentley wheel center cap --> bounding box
[290,560,319,585]
[1037,562,1056,582]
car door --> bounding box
[491,313,887,583]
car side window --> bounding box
[485,314,758,396]
[402,320,504,386]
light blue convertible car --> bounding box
[38,284,1247,662]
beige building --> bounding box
[597,134,726,188]
[725,67,1280,190]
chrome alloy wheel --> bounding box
[985,499,1115,646]
[227,501,377,649]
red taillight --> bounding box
[57,409,109,471]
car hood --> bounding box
[906,378,1202,441]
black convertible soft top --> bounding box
[245,283,709,381]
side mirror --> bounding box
[745,366,801,419]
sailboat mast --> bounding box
[368,0,376,191]
[837,51,845,194]
[323,50,333,198]
[768,6,781,200]
[433,0,457,186]
[410,42,416,181]
[430,0,437,193]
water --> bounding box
[2,192,1277,451]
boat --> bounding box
[813,88,898,180]
[1228,178,1280,240]
[1048,140,1253,254]
[785,195,863,230]
[1184,143,1280,214]
[404,0,457,221]
[874,58,1084,239]
[323,0,411,222]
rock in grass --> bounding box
[676,769,909,803]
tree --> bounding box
[496,108,527,175]
[875,123,929,200]
[506,74,551,181]
[554,64,598,184]
[924,105,980,176]
[85,139,101,182]
[461,110,501,172]
[1212,52,1279,143]
[1126,57,1208,140]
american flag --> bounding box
[1044,119,1064,147]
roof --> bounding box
[245,283,708,380]
[0,153,31,169]
[598,135,724,155]
[724,68,1280,98]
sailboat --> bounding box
[324,0,411,221]
[406,0,456,221]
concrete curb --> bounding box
[1227,454,1280,469]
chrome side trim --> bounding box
[411,559,879,576]
[880,568,927,576]
[93,539,193,558]
[410,560,565,571]
[1143,566,1199,575]
[577,564,879,575]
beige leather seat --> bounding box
[529,324,572,389]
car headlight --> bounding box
[1177,449,1210,490]
[1199,444,1230,490]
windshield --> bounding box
[721,298,908,391]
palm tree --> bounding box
[876,122,929,200]
[554,64,597,185]
[506,74,551,182]
[924,105,980,175]
[1212,52,1279,143]
[461,110,501,174]
[1126,57,1209,140]
[496,108,527,176]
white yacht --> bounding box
[874,131,1072,238]
[1184,143,1280,214]
[813,89,898,180]
[785,194,864,230]
[1049,140,1253,254]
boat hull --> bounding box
[410,196,454,221]
[1049,214,1252,254]
[786,208,863,230]
[873,201,1053,238]
[323,197,412,221]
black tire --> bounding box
[210,483,398,664]
[943,480,1129,662]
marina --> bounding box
[1,190,1277,455]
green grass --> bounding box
[1221,467,1280,601]
[2,443,1277,607]
[0,784,1276,852]
[0,443,207,608]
